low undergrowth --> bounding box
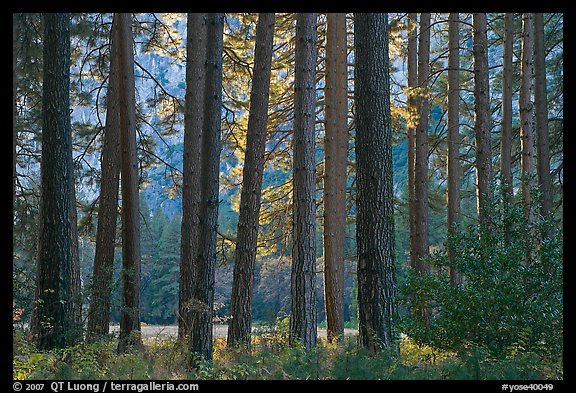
[13,322,562,380]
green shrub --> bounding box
[400,196,563,360]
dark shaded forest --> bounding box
[13,12,563,381]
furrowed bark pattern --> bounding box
[447,13,461,285]
[472,13,493,224]
[179,12,207,342]
[188,13,224,362]
[354,12,397,354]
[501,13,514,211]
[414,13,430,276]
[323,12,347,343]
[406,13,418,275]
[534,13,552,220]
[520,13,535,226]
[32,13,81,349]
[88,14,121,339]
[290,12,318,351]
[117,13,142,354]
[228,13,275,348]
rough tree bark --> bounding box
[30,13,81,350]
[88,14,121,339]
[414,12,430,277]
[472,13,493,225]
[13,14,18,208]
[179,12,207,342]
[116,13,142,354]
[354,12,397,355]
[290,12,318,351]
[188,12,224,362]
[519,13,535,226]
[533,12,552,221]
[227,12,275,348]
[322,12,347,343]
[501,13,514,211]
[447,13,461,285]
[406,13,418,276]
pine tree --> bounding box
[501,13,514,211]
[354,12,397,354]
[180,12,207,342]
[447,13,462,284]
[412,12,431,321]
[117,12,142,354]
[227,13,275,348]
[189,12,224,362]
[30,13,82,350]
[406,13,418,276]
[13,14,18,207]
[322,12,347,343]
[472,13,493,224]
[141,205,168,320]
[149,214,181,324]
[414,12,430,276]
[520,13,535,226]
[88,14,121,339]
[534,13,552,221]
[290,12,318,351]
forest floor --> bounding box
[14,325,562,380]
[109,324,358,340]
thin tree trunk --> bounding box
[472,13,493,225]
[188,12,224,362]
[227,12,275,348]
[354,12,397,355]
[88,14,121,340]
[68,145,82,343]
[414,12,431,286]
[31,13,80,350]
[117,13,142,354]
[406,13,418,275]
[533,13,552,221]
[323,12,347,343]
[290,12,318,351]
[447,13,461,285]
[519,13,535,227]
[179,12,207,342]
[501,13,514,211]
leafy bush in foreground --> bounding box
[400,197,563,360]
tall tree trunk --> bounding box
[179,12,207,342]
[117,13,142,354]
[472,13,493,225]
[354,12,397,355]
[519,13,535,226]
[290,12,318,351]
[414,12,430,275]
[31,13,80,350]
[68,142,82,343]
[227,12,275,348]
[188,12,224,362]
[87,14,121,340]
[501,13,514,211]
[13,14,18,209]
[406,13,418,276]
[533,13,552,221]
[447,13,461,285]
[322,12,347,343]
